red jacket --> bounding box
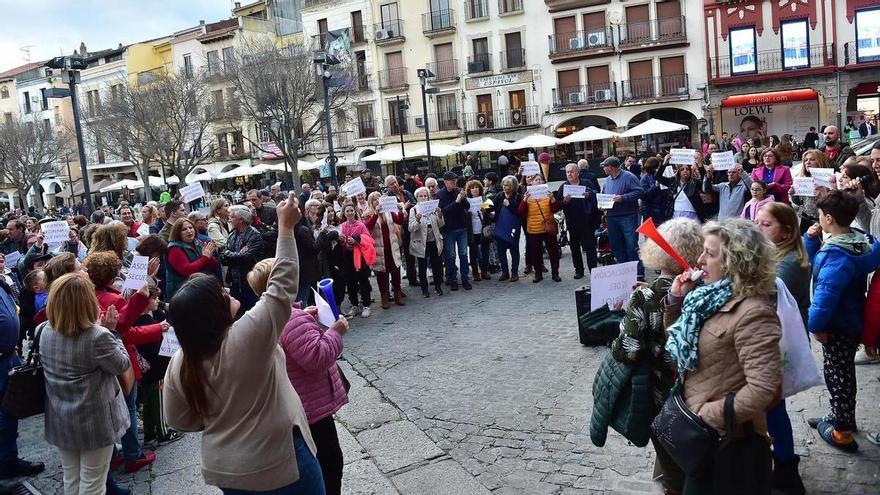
[96,287,157,381]
[863,270,880,348]
[167,244,218,277]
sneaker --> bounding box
[361,306,371,318]
[345,305,361,318]
[854,349,880,365]
[865,432,880,446]
[808,414,835,429]
[817,421,858,452]
[498,273,509,282]
[124,451,156,473]
[158,430,184,446]
[435,287,443,296]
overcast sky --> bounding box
[0,0,232,73]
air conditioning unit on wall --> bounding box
[568,92,586,104]
[587,32,606,47]
[375,30,388,40]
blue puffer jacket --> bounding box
[805,233,880,336]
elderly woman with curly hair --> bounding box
[601,218,704,494]
[662,218,782,493]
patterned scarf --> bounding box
[665,277,734,375]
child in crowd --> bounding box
[804,190,880,452]
[23,270,47,313]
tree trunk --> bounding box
[141,158,153,202]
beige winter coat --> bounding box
[408,209,444,258]
[663,295,782,437]
[366,212,403,272]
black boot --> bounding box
[773,455,805,495]
[0,458,44,479]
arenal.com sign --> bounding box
[720,89,818,145]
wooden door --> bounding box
[434,43,454,80]
[583,12,607,47]
[385,51,404,87]
[627,60,653,98]
[659,56,685,96]
[477,94,494,128]
[553,16,577,53]
[557,69,581,103]
[625,5,650,42]
[586,65,610,97]
[657,1,682,38]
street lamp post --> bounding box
[416,68,437,173]
[64,154,73,208]
[320,64,338,187]
[395,95,408,175]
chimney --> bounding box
[79,42,88,57]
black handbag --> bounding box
[1,323,47,419]
[713,393,773,494]
[650,388,719,476]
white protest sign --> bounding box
[809,168,834,188]
[126,237,139,251]
[378,195,399,214]
[669,149,695,165]
[122,255,150,291]
[563,184,586,199]
[590,261,639,311]
[3,251,22,269]
[136,223,150,236]
[416,200,439,216]
[466,197,482,213]
[521,161,541,177]
[526,184,549,199]
[341,178,366,198]
[158,328,180,357]
[793,177,816,197]
[662,165,675,178]
[42,221,70,245]
[596,193,615,209]
[179,183,206,204]
[710,151,735,171]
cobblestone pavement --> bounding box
[6,259,880,494]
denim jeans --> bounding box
[121,385,143,462]
[496,233,520,276]
[0,354,21,463]
[221,435,325,495]
[442,228,469,284]
[606,214,644,277]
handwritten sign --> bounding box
[42,221,70,245]
[521,161,540,177]
[180,183,205,204]
[809,168,834,188]
[662,165,675,178]
[563,184,586,199]
[158,328,180,357]
[596,193,615,210]
[341,178,366,198]
[793,177,815,197]
[122,255,150,291]
[467,197,482,213]
[669,148,695,165]
[711,151,735,171]
[590,261,639,310]
[527,184,549,199]
[378,195,399,214]
[4,251,22,269]
[416,199,439,216]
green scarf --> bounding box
[665,277,734,375]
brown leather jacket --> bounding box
[663,295,782,437]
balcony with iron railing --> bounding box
[500,49,526,72]
[373,19,405,44]
[202,62,233,80]
[549,28,614,61]
[383,112,462,137]
[426,59,460,83]
[618,16,687,50]
[464,0,489,21]
[467,53,492,74]
[302,131,355,153]
[422,9,456,36]
[462,105,539,132]
[378,67,409,90]
[709,43,835,81]
[356,120,377,139]
[498,0,524,15]
[552,83,617,110]
[844,41,880,67]
[620,74,688,103]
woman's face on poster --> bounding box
[739,118,764,142]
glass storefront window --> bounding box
[730,27,757,75]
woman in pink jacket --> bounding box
[750,148,793,204]
[248,259,351,495]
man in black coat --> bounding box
[222,205,266,317]
[556,163,599,278]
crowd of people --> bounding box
[0,123,876,495]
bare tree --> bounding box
[227,38,352,191]
[0,118,71,211]
[85,71,215,200]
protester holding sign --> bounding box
[600,156,645,280]
[750,148,793,204]
[364,192,406,309]
[437,171,472,291]
[518,175,562,283]
[165,219,219,299]
[464,180,491,281]
[491,176,522,282]
[658,162,706,222]
[556,163,599,278]
[409,187,445,297]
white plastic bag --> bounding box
[775,279,824,397]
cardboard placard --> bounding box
[378,195,399,214]
[341,178,366,198]
[662,165,675,178]
[596,193,615,209]
[416,199,439,216]
[42,221,70,245]
[126,237,139,251]
[808,168,834,188]
[710,151,735,171]
[563,184,586,199]
[467,197,482,213]
[521,161,540,177]
[526,184,549,199]
[590,261,639,311]
[4,251,22,269]
[669,148,695,165]
[158,328,180,357]
[122,255,150,292]
[180,183,206,204]
[793,177,816,197]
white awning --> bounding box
[361,148,404,162]
[560,126,620,144]
[510,133,562,149]
[619,118,689,138]
[409,143,460,157]
[455,137,515,152]
[99,179,141,193]
[217,166,265,180]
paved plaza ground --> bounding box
[6,260,880,494]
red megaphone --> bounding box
[636,218,691,271]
